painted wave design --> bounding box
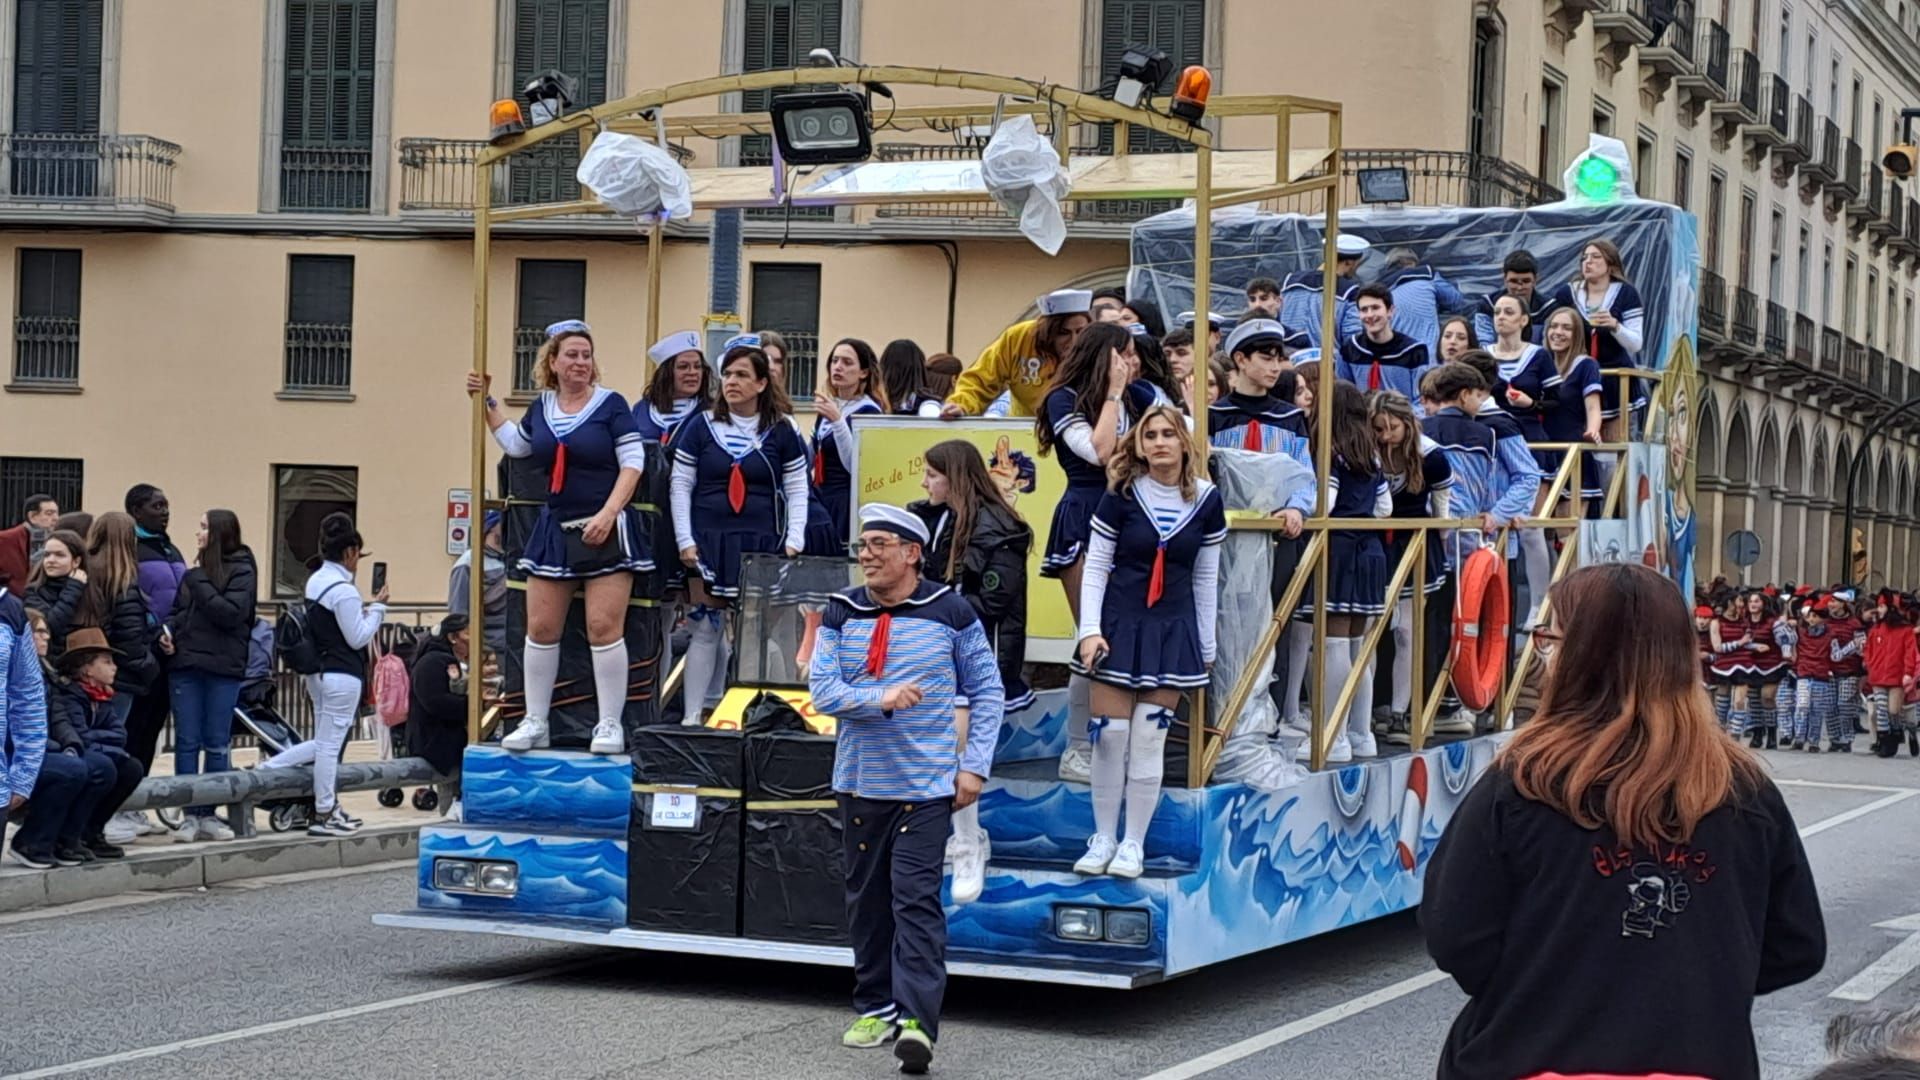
[994,689,1070,762]
[947,866,1167,965]
[978,779,1205,867]
[418,828,628,925]
[461,747,631,836]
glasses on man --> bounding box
[848,537,907,556]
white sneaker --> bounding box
[1294,732,1354,765]
[589,717,625,755]
[1057,743,1092,784]
[133,811,163,836]
[1073,833,1117,876]
[948,828,990,905]
[442,798,464,823]
[1432,708,1476,736]
[1107,838,1145,879]
[102,813,142,844]
[199,817,236,841]
[308,808,357,838]
[1279,715,1310,738]
[1348,728,1380,758]
[170,818,201,843]
[502,716,550,751]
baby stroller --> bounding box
[371,624,442,813]
[234,674,340,833]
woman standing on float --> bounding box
[811,337,890,548]
[1484,294,1555,629]
[670,337,810,722]
[633,330,713,684]
[1071,406,1224,879]
[469,320,648,755]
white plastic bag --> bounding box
[981,115,1071,255]
[576,131,693,221]
[1560,133,1638,205]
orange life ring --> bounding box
[1449,546,1510,711]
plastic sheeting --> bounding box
[1129,198,1699,375]
[577,131,693,220]
[982,114,1072,255]
[743,729,848,944]
[1205,448,1314,791]
[629,725,744,935]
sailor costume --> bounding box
[1544,279,1649,420]
[1538,353,1605,500]
[669,409,811,598]
[491,386,652,579]
[1069,476,1226,690]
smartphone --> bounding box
[371,561,388,594]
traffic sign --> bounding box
[446,488,473,556]
[1723,529,1762,568]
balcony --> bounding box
[1841,139,1864,202]
[1843,337,1868,385]
[1742,73,1791,151]
[1868,167,1895,238]
[279,147,372,212]
[1543,0,1607,38]
[1869,347,1888,396]
[1698,268,1727,343]
[0,133,179,217]
[1793,314,1816,365]
[1898,200,1920,263]
[1711,48,1760,135]
[1887,195,1907,253]
[397,137,693,214]
[1593,0,1656,67]
[1731,286,1760,347]
[1804,118,1840,185]
[9,315,79,389]
[1765,300,1789,355]
[1820,326,1844,377]
[1775,96,1815,167]
[1638,0,1696,81]
[1677,18,1730,110]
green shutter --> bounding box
[282,0,377,210]
[12,0,102,134]
[740,0,842,221]
[507,0,609,204]
[1097,0,1204,154]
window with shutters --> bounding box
[281,0,378,211]
[514,259,587,394]
[749,262,822,397]
[1092,0,1202,221]
[508,0,608,205]
[269,464,358,597]
[12,248,80,387]
[284,255,355,394]
[0,457,81,528]
[11,0,104,200]
[741,0,842,220]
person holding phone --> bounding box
[261,513,387,836]
[164,509,256,841]
[810,337,890,549]
[1071,407,1225,879]
[469,320,649,756]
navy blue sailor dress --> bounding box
[1546,280,1649,423]
[1296,455,1392,618]
[1068,478,1227,690]
[510,387,652,579]
[808,395,882,554]
[1488,342,1554,469]
[634,395,702,591]
[1384,437,1455,598]
[1039,382,1169,577]
[671,411,809,598]
[1539,355,1605,500]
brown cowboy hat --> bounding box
[58,627,121,670]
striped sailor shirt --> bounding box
[811,578,1005,801]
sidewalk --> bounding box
[0,739,441,913]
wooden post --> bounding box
[467,161,493,747]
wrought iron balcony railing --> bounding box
[0,133,180,212]
[10,314,79,386]
[397,137,693,212]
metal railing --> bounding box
[1821,326,1844,376]
[1647,0,1696,62]
[1732,286,1760,346]
[1787,96,1815,161]
[124,759,438,839]
[1728,48,1759,115]
[1696,18,1728,89]
[280,146,372,212]
[781,331,820,398]
[1867,164,1885,221]
[283,321,353,393]
[1765,300,1789,355]
[397,136,692,212]
[1890,364,1907,403]
[1765,75,1792,137]
[0,133,180,211]
[1844,337,1868,384]
[1808,118,1841,182]
[512,325,544,394]
[1844,139,1864,199]
[1890,195,1907,243]
[10,314,79,385]
[1698,268,1727,340]
[1904,199,1920,254]
[1869,347,1888,395]
[1793,314,1816,365]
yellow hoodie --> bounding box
[944,319,1054,418]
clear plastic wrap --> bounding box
[981,115,1072,255]
[577,131,693,220]
[1129,198,1699,375]
[1206,448,1314,790]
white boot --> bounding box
[589,716,625,754]
[502,715,550,751]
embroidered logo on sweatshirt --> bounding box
[1591,844,1719,940]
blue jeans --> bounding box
[13,751,111,852]
[170,670,241,817]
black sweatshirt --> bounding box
[1421,766,1825,1080]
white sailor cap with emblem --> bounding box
[1224,318,1288,357]
[648,330,702,364]
[1336,234,1372,257]
[1036,288,1093,317]
[1177,310,1226,329]
[859,503,931,545]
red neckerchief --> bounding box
[81,681,114,703]
[864,613,892,676]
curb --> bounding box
[0,825,419,913]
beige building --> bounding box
[0,0,1917,599]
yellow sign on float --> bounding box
[851,416,1073,648]
[706,686,837,735]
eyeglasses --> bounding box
[1530,625,1563,655]
[848,537,907,555]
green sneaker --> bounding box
[894,1019,933,1074]
[842,1015,898,1049]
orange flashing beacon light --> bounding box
[488,99,527,145]
[1171,65,1212,123]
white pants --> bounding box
[265,673,360,814]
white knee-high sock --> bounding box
[1123,702,1173,845]
[589,640,628,725]
[1520,529,1552,628]
[1283,624,1313,722]
[705,618,733,711]
[1390,598,1414,714]
[1067,674,1092,752]
[523,639,560,721]
[1348,632,1377,735]
[682,611,721,722]
[1320,637,1354,738]
[1088,713,1128,838]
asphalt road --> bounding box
[4,751,1918,1080]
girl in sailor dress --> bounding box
[1069,405,1224,880]
[1544,238,1648,437]
[634,330,714,678]
[1292,380,1394,766]
[467,321,648,756]
[670,341,811,723]
[1483,294,1554,462]
[1538,307,1605,513]
[808,337,890,552]
[1035,322,1159,784]
[1369,390,1453,740]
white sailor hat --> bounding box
[858,503,930,545]
[1335,234,1372,258]
[1177,310,1226,329]
[720,332,763,358]
[544,318,592,338]
[648,330,702,364]
[1037,288,1093,317]
[1224,318,1288,357]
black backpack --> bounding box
[276,581,347,675]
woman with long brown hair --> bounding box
[83,512,160,730]
[1423,563,1824,1080]
[1538,305,1605,515]
[165,508,257,841]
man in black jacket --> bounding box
[407,615,473,815]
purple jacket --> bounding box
[135,531,188,626]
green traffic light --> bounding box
[1575,156,1620,200]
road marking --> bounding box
[0,958,600,1079]
[1831,912,1920,1002]
[1775,778,1920,795]
[1137,786,1920,1079]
